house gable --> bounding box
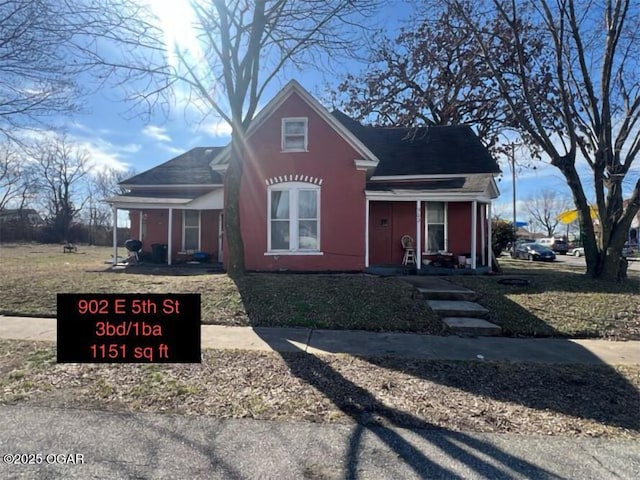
[210,80,379,172]
[237,86,368,271]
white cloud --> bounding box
[142,125,172,143]
[195,118,232,138]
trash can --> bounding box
[151,244,167,263]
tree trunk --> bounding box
[224,130,246,278]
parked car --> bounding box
[514,243,556,261]
[538,237,569,255]
[509,239,536,258]
[570,244,634,257]
[568,247,584,257]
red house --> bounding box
[108,81,500,273]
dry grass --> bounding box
[1,339,638,438]
[449,258,640,340]
[0,243,441,332]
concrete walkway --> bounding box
[1,315,639,365]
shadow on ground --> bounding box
[233,275,640,478]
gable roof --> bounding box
[210,80,380,167]
[330,111,500,177]
[122,147,225,186]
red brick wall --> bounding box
[235,91,367,271]
[447,202,473,255]
[127,209,220,261]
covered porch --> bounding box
[106,189,224,266]
[364,178,498,275]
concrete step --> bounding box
[442,317,502,336]
[417,287,477,302]
[427,300,490,319]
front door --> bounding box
[369,202,393,265]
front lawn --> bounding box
[449,258,640,340]
[0,244,441,333]
[2,339,638,438]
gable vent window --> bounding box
[282,118,308,152]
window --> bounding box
[183,210,200,251]
[282,118,308,151]
[268,183,320,252]
[426,202,445,252]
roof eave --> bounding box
[210,80,380,168]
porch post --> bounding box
[139,211,143,242]
[112,205,118,264]
[487,202,493,266]
[416,200,422,269]
[481,203,486,266]
[365,198,370,268]
[471,200,477,269]
[168,208,173,266]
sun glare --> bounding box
[144,0,203,67]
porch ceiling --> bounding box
[365,175,498,201]
[107,188,224,210]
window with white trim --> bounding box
[281,118,308,152]
[268,183,320,252]
[426,202,445,252]
[183,210,200,251]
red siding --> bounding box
[447,202,472,255]
[126,209,220,261]
[235,91,367,271]
[368,201,484,265]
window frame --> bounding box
[281,117,308,152]
[182,209,201,252]
[425,202,447,253]
[267,182,321,254]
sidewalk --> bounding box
[1,315,639,365]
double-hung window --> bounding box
[269,183,320,253]
[183,210,200,251]
[281,118,308,152]
[426,202,446,252]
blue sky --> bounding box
[50,0,635,228]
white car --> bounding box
[569,245,635,257]
[568,247,584,257]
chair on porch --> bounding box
[401,235,416,266]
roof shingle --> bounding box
[331,111,500,176]
[122,147,224,186]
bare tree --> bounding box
[526,189,571,237]
[332,3,543,150]
[82,167,136,244]
[0,1,96,139]
[78,0,381,276]
[29,136,90,242]
[0,141,39,212]
[451,0,640,280]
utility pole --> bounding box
[510,143,517,256]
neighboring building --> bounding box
[107,81,501,272]
[0,208,44,226]
[624,199,640,248]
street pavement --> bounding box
[1,405,638,480]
